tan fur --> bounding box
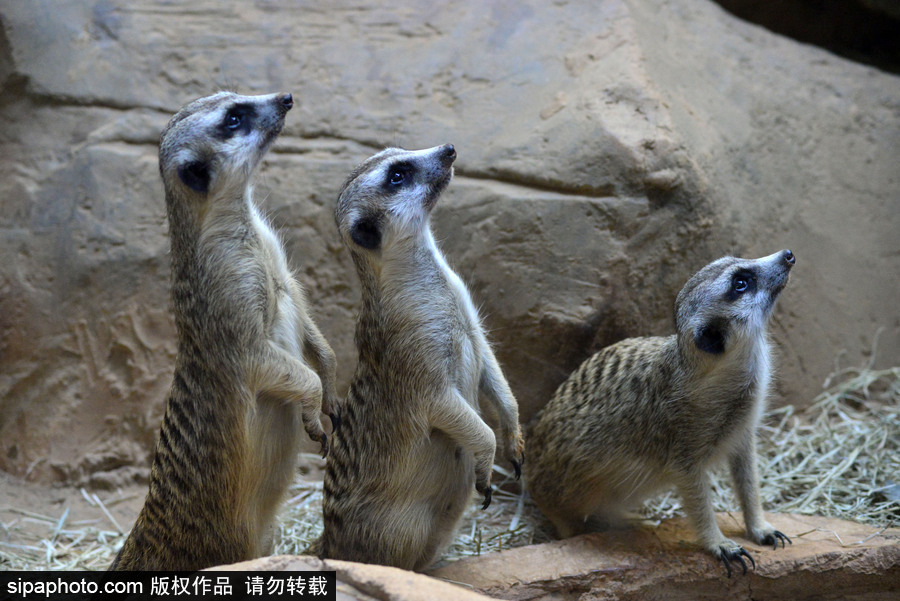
[526,250,796,576]
[110,91,338,571]
[312,145,525,571]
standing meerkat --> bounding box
[110,91,338,571]
[312,144,525,571]
[526,250,795,576]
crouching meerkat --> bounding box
[526,250,796,577]
[312,144,526,571]
[110,91,338,571]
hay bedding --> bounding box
[3,358,897,570]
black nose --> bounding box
[442,144,456,161]
[783,249,795,265]
[280,93,293,110]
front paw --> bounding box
[751,525,792,550]
[328,410,342,435]
[503,426,526,480]
[713,539,756,578]
[475,478,493,510]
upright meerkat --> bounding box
[527,250,795,576]
[312,144,525,571]
[110,91,338,571]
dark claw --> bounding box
[320,432,329,458]
[482,486,492,510]
[720,546,755,578]
[767,530,792,550]
[511,459,522,480]
[736,554,747,575]
[329,411,342,435]
[720,555,732,579]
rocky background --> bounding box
[1,0,898,487]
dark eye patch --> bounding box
[384,161,413,189]
[695,316,729,354]
[726,268,757,301]
[350,212,383,250]
[217,103,256,139]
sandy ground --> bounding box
[0,471,145,570]
[0,453,330,570]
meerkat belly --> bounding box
[359,427,473,562]
[244,210,305,534]
[409,430,475,501]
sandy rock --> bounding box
[0,0,898,482]
[430,513,900,600]
[207,555,493,601]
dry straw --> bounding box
[3,352,896,569]
[276,345,900,561]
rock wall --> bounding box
[1,0,898,484]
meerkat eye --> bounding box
[731,271,755,294]
[225,113,242,130]
[386,163,412,187]
[389,170,405,185]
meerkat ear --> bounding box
[350,214,382,250]
[695,318,727,355]
[178,160,211,193]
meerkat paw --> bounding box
[301,414,329,457]
[321,393,342,432]
[713,539,756,578]
[475,477,493,510]
[328,409,342,435]
[480,485,493,510]
[503,426,526,480]
[749,524,792,550]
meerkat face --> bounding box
[335,144,457,253]
[159,91,293,200]
[675,250,795,356]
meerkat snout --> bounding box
[437,143,456,165]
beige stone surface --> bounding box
[208,555,493,601]
[0,0,898,483]
[430,513,900,600]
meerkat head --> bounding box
[334,144,457,254]
[158,91,293,203]
[675,250,795,357]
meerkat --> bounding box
[109,91,338,571]
[310,144,525,571]
[526,250,796,577]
